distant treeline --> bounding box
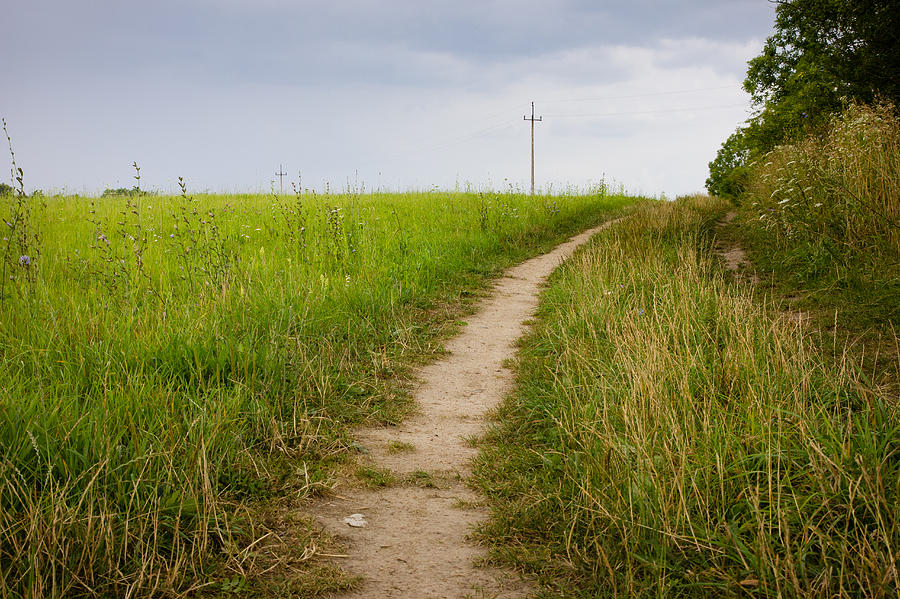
[101,187,155,198]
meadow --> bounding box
[0,180,634,597]
[475,196,900,597]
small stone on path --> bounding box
[344,514,367,527]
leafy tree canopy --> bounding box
[707,0,900,196]
[706,130,751,199]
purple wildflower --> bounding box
[19,255,31,267]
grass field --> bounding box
[475,196,900,597]
[0,185,635,597]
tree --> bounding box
[707,0,900,196]
[706,129,751,200]
[743,0,900,152]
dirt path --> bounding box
[309,220,620,598]
[714,211,760,284]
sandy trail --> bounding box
[310,220,618,598]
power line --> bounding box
[543,103,749,119]
[538,85,739,105]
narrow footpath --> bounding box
[310,219,620,598]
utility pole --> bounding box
[275,164,287,196]
[524,102,542,195]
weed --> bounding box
[1,118,43,297]
[386,440,415,454]
[356,465,398,488]
[405,470,438,488]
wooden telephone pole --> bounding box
[524,102,542,195]
[275,164,287,196]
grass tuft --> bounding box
[475,195,899,597]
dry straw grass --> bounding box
[744,101,900,275]
[476,196,900,597]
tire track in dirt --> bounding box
[309,219,621,598]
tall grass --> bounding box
[0,182,634,597]
[741,101,900,324]
[475,196,900,597]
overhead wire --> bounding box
[360,85,748,169]
[537,84,739,105]
[543,103,749,119]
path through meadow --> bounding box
[310,220,620,598]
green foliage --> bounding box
[0,188,635,597]
[475,197,899,596]
[709,0,900,193]
[101,186,153,198]
[705,129,751,199]
[744,0,900,151]
[0,182,13,196]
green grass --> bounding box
[474,196,900,597]
[0,186,635,597]
[738,101,900,330]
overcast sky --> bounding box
[2,0,776,197]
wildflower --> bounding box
[170,233,175,238]
[19,255,31,267]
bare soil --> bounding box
[307,221,619,598]
[714,211,761,284]
[714,211,810,325]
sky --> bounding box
[1,0,777,197]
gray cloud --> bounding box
[1,0,774,196]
